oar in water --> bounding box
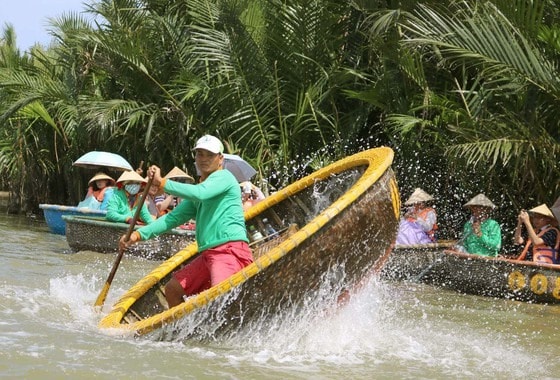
[94,175,154,309]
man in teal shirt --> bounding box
[120,135,253,308]
[460,194,502,257]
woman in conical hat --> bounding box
[77,172,116,210]
[156,167,196,214]
[514,203,560,264]
[396,188,438,245]
[105,170,154,225]
[458,194,501,257]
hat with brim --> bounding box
[116,170,147,184]
[88,172,115,186]
[164,166,194,183]
[552,197,560,225]
[192,135,224,154]
[529,204,557,222]
[404,188,434,205]
[463,193,496,209]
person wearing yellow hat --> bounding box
[77,172,115,210]
[105,170,154,225]
[514,204,560,264]
[457,194,502,257]
[395,188,438,245]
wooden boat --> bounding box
[380,243,560,304]
[63,215,195,260]
[39,204,106,235]
[98,147,400,337]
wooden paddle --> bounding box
[94,175,154,308]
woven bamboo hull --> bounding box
[39,204,106,235]
[380,244,560,304]
[99,147,400,337]
[63,216,195,260]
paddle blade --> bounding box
[94,282,110,308]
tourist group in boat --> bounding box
[396,187,560,265]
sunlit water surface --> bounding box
[0,213,558,379]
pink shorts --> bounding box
[173,241,253,296]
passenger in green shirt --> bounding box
[459,194,502,257]
[120,135,253,308]
[106,170,154,225]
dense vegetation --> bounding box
[1,0,559,241]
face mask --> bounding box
[125,183,141,195]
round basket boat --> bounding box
[99,147,400,337]
[63,215,195,260]
[39,204,106,235]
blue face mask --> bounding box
[125,183,141,195]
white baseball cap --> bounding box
[192,135,224,154]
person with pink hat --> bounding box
[119,135,253,308]
[514,204,559,264]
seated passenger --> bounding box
[106,170,154,225]
[457,194,501,257]
[77,172,115,210]
[395,188,437,245]
[240,181,266,211]
[155,167,195,214]
[514,204,559,264]
[146,179,163,219]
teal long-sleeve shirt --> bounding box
[136,169,249,252]
[106,188,154,225]
[463,218,502,257]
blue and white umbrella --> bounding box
[73,151,133,171]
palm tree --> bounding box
[355,0,559,228]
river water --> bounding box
[1,212,558,379]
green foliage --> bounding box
[0,0,559,230]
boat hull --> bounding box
[63,215,195,260]
[380,244,560,304]
[39,204,106,235]
[99,147,400,337]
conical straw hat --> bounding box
[529,204,556,220]
[116,170,147,184]
[88,172,115,186]
[164,166,194,183]
[404,188,434,205]
[463,193,496,208]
